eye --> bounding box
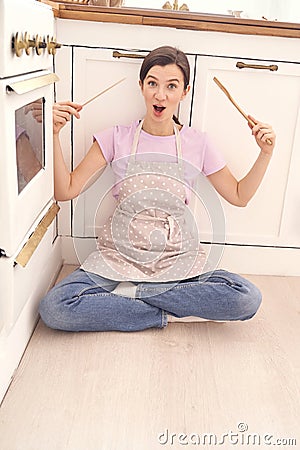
[148,80,157,87]
[168,83,177,90]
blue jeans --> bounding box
[39,268,262,332]
[40,269,261,331]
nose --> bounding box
[155,86,167,101]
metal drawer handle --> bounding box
[113,51,145,60]
[236,62,278,71]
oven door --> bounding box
[0,70,59,257]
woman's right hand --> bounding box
[53,101,82,135]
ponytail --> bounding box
[172,114,182,126]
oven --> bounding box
[0,0,62,399]
[0,71,59,257]
[0,0,61,258]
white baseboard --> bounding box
[61,236,300,276]
[213,243,300,276]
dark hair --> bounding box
[140,46,190,89]
[139,46,190,125]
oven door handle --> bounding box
[6,72,59,95]
[15,203,60,268]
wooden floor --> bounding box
[0,266,299,450]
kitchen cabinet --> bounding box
[55,18,300,274]
[72,47,147,244]
[186,55,300,248]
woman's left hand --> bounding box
[248,115,276,155]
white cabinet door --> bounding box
[72,47,195,239]
[279,109,300,248]
[187,55,300,247]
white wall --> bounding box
[124,0,300,22]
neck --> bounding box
[142,118,175,136]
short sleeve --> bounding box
[202,134,226,176]
[93,127,115,164]
[16,125,28,140]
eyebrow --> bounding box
[146,74,180,83]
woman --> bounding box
[39,46,275,332]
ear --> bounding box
[139,80,143,91]
[181,84,191,100]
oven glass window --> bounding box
[15,98,45,194]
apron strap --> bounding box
[130,119,183,165]
[130,119,144,156]
[173,122,183,161]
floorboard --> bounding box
[0,267,299,450]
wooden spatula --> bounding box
[213,77,272,145]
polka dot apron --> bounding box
[81,120,206,282]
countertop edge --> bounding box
[40,2,300,39]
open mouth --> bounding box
[153,105,166,113]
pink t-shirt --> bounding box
[94,120,226,199]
